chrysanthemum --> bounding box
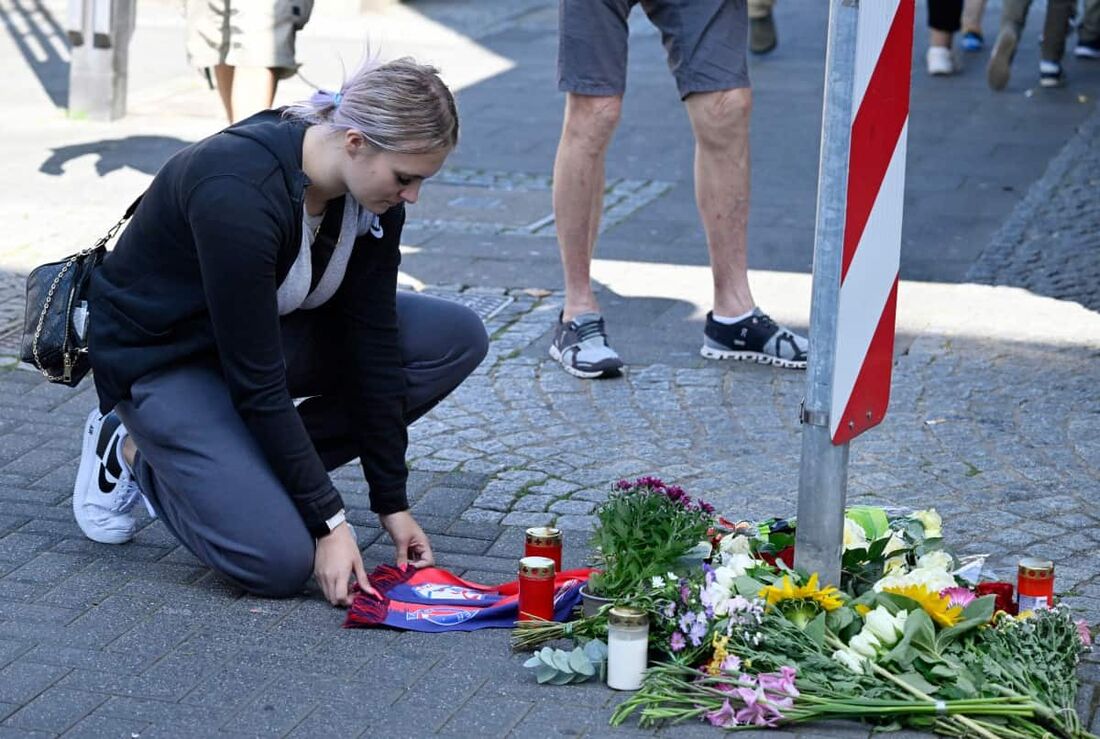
[883,584,963,627]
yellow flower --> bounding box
[759,573,844,612]
[854,604,871,616]
[883,584,962,627]
[706,633,730,676]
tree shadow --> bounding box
[39,136,193,177]
[1,0,69,108]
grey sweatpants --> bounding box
[114,292,488,598]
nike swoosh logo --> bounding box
[98,434,123,494]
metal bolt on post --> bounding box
[795,0,859,589]
[66,0,136,121]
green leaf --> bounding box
[928,663,957,680]
[535,664,557,683]
[551,649,572,673]
[803,611,826,646]
[548,671,574,685]
[583,639,608,664]
[538,647,556,668]
[733,575,766,597]
[865,535,890,561]
[847,506,889,539]
[523,655,541,668]
[826,605,855,634]
[895,670,937,694]
[568,648,595,676]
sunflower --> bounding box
[759,573,845,613]
[883,584,963,627]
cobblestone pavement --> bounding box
[2,0,1100,736]
[969,109,1100,312]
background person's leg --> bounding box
[115,362,315,598]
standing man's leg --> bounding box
[747,0,778,55]
[987,0,1032,90]
[961,0,988,51]
[549,0,632,379]
[646,0,807,368]
[1038,0,1076,87]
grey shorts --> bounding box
[185,0,313,80]
[558,0,750,98]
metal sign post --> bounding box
[796,0,914,587]
[67,0,136,120]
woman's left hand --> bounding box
[380,510,435,569]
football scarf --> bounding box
[344,564,594,631]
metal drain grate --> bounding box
[421,290,514,321]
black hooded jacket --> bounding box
[87,110,409,535]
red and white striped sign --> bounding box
[829,0,913,445]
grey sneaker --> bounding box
[701,309,808,369]
[549,312,624,379]
[987,26,1018,91]
[751,13,778,55]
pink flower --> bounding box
[733,686,782,727]
[941,586,977,609]
[670,632,686,652]
[720,654,742,672]
[758,666,799,698]
[1076,619,1093,648]
[705,699,738,728]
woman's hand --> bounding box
[380,510,434,569]
[314,523,378,606]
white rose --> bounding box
[849,630,882,659]
[910,567,957,592]
[720,534,752,555]
[881,531,907,557]
[843,517,869,551]
[713,565,737,592]
[883,555,908,575]
[864,606,903,647]
[912,509,942,539]
[917,550,953,572]
[719,552,755,578]
[832,648,867,674]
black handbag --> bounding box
[20,196,143,386]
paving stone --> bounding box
[513,494,554,512]
[548,499,596,515]
[555,515,597,532]
[2,687,106,734]
[501,512,554,528]
[59,714,149,739]
[0,661,69,705]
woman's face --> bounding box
[342,131,449,214]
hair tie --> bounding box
[332,92,343,107]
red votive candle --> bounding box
[518,556,556,622]
[1017,558,1055,611]
[524,526,563,571]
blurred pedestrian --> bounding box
[1075,0,1100,59]
[72,59,487,606]
[987,0,1076,89]
[927,0,989,76]
[549,0,808,379]
[185,0,315,122]
[749,0,778,54]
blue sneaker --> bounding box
[961,31,984,52]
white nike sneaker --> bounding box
[73,409,143,544]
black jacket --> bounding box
[87,110,409,534]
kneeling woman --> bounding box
[72,59,488,606]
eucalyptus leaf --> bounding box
[568,648,594,676]
[551,650,572,673]
[548,671,575,685]
[536,664,557,683]
[583,639,608,663]
[523,655,542,668]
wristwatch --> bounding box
[315,508,347,538]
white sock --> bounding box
[712,308,755,325]
[114,431,132,475]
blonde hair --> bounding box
[284,57,458,155]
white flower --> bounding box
[864,606,905,647]
[843,517,869,551]
[848,630,882,659]
[881,531,907,557]
[832,648,867,674]
[666,571,678,580]
[912,509,942,539]
[883,555,908,575]
[651,575,666,589]
[718,552,755,578]
[917,550,953,572]
[874,566,956,593]
[719,534,752,555]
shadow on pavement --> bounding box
[39,135,193,177]
[1,0,69,108]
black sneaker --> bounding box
[1039,60,1066,87]
[750,13,778,55]
[549,311,624,379]
[701,309,808,369]
[1075,39,1100,59]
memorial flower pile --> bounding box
[513,479,1097,738]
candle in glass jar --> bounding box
[524,527,563,571]
[1017,557,1054,611]
[607,606,649,690]
[518,556,556,622]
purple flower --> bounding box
[679,611,697,632]
[670,631,686,652]
[758,666,799,698]
[663,602,677,619]
[702,562,716,585]
[705,699,738,728]
[941,586,977,609]
[733,686,783,727]
[680,582,692,604]
[699,501,716,514]
[720,654,742,672]
[688,619,708,646]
